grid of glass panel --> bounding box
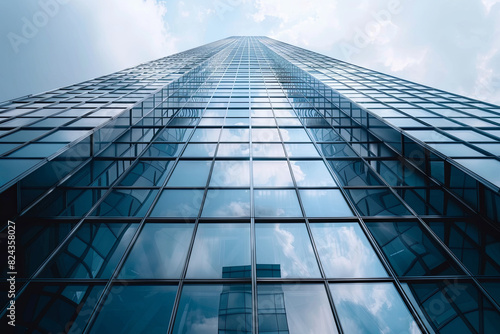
[1,37,500,334]
[260,37,500,223]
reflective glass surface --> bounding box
[173,284,252,334]
[330,283,420,334]
[151,189,203,217]
[187,223,251,278]
[256,223,320,278]
[258,284,338,333]
[254,189,302,217]
[39,223,138,279]
[299,189,353,217]
[89,285,177,334]
[310,223,387,278]
[210,160,250,187]
[202,189,251,217]
[120,224,194,279]
[166,160,211,187]
[367,222,463,276]
[253,161,294,187]
[291,160,337,187]
[12,284,103,334]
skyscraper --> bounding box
[1,36,500,333]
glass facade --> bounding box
[1,36,500,333]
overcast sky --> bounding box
[1,0,500,104]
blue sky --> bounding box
[1,0,500,104]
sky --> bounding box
[1,0,500,104]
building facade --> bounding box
[1,36,500,333]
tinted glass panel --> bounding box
[256,223,320,278]
[210,161,250,187]
[120,224,194,279]
[310,223,387,278]
[202,189,250,217]
[39,223,138,279]
[253,161,293,187]
[13,284,103,334]
[167,160,211,187]
[403,281,500,334]
[254,189,302,217]
[427,220,500,276]
[187,224,251,278]
[89,285,177,334]
[258,284,338,333]
[367,222,463,276]
[291,160,337,187]
[300,189,353,217]
[173,284,252,334]
[151,189,203,218]
[330,283,420,334]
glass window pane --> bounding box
[252,128,281,142]
[455,158,500,188]
[0,159,42,188]
[210,161,250,187]
[308,128,341,142]
[143,143,184,157]
[39,222,138,279]
[190,128,221,142]
[7,221,75,278]
[187,224,251,279]
[427,143,485,157]
[14,283,103,334]
[254,189,302,217]
[256,223,320,278]
[319,143,357,158]
[91,189,158,217]
[217,143,250,157]
[119,160,173,187]
[329,159,383,186]
[252,143,285,157]
[280,128,311,142]
[173,284,252,334]
[253,161,294,187]
[330,283,420,334]
[426,220,500,276]
[225,117,249,126]
[347,189,412,216]
[8,143,67,158]
[310,223,387,278]
[258,284,338,334]
[120,223,194,279]
[202,189,250,217]
[151,189,203,218]
[277,117,302,126]
[220,128,250,142]
[155,128,193,142]
[39,130,90,142]
[167,160,212,187]
[402,281,500,334]
[89,285,177,334]
[300,189,353,217]
[366,222,463,276]
[182,143,217,157]
[199,117,224,126]
[284,143,320,157]
[291,160,337,187]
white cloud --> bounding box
[482,0,500,12]
[71,0,178,70]
[250,0,500,105]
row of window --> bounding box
[10,279,500,334]
[26,220,475,280]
